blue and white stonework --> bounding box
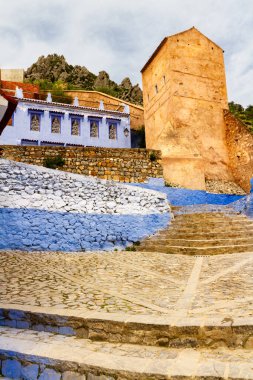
[0,90,131,148]
[132,181,244,206]
[0,159,170,251]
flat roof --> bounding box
[16,97,130,117]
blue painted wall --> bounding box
[131,183,243,206]
[0,208,170,251]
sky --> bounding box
[0,0,252,106]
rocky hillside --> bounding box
[229,101,253,132]
[25,54,143,105]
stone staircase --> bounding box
[1,207,253,379]
[136,209,253,255]
[1,306,253,379]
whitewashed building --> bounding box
[0,89,131,148]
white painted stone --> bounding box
[0,159,169,216]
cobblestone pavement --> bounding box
[1,250,253,320]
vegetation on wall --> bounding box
[32,80,72,104]
[229,102,253,132]
[25,54,143,106]
[43,155,65,169]
[149,152,157,161]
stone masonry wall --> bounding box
[224,110,253,193]
[0,146,163,183]
[0,159,169,251]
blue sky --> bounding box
[0,0,252,106]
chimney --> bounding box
[123,104,130,113]
[99,100,104,110]
[46,93,52,102]
[73,96,79,106]
[15,87,23,98]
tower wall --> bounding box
[142,28,233,190]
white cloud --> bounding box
[0,0,252,105]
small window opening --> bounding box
[90,121,99,138]
[51,117,61,134]
[155,85,158,94]
[109,124,117,140]
[163,75,166,84]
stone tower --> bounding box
[141,27,233,190]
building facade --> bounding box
[141,27,233,190]
[0,92,131,148]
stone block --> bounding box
[87,374,114,380]
[58,326,75,336]
[2,359,22,379]
[21,364,39,380]
[244,335,253,348]
[62,371,86,380]
[16,320,30,329]
[8,310,26,320]
[4,319,17,328]
[44,325,59,333]
[39,368,61,380]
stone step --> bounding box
[172,210,238,215]
[1,306,253,350]
[162,225,253,233]
[1,327,253,379]
[137,245,253,255]
[142,237,253,247]
[159,230,253,239]
[172,219,251,226]
[173,214,248,222]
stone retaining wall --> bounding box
[0,146,163,183]
[224,110,253,193]
[0,355,114,380]
[0,159,169,251]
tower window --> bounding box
[163,75,166,84]
[155,85,158,94]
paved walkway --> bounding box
[1,249,253,321]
